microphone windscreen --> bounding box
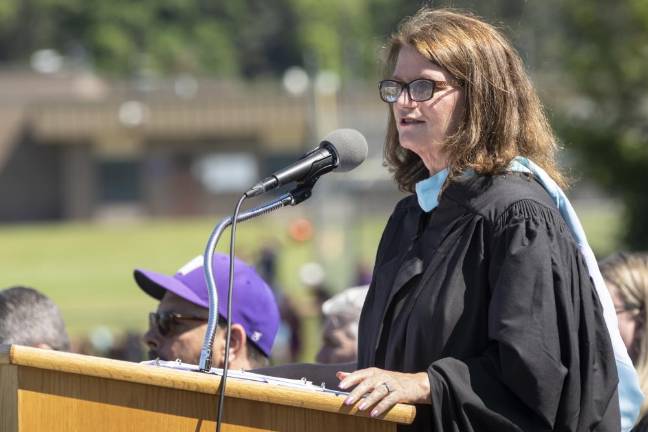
[322,128,368,172]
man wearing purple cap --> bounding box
[134,253,280,369]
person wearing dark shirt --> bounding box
[332,7,640,432]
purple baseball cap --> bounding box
[134,253,280,358]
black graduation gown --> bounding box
[357,173,620,432]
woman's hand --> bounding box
[337,367,431,417]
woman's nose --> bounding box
[395,87,416,107]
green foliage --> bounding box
[0,0,19,26]
[0,0,421,78]
[0,0,298,76]
[556,0,648,249]
[192,24,238,76]
[287,0,374,76]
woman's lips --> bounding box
[399,118,425,126]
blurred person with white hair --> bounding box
[316,285,369,364]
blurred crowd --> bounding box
[0,241,373,365]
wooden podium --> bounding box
[0,344,415,431]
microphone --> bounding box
[245,128,368,197]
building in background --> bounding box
[0,70,400,222]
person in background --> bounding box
[278,295,303,363]
[353,262,373,286]
[135,253,280,370]
[0,286,70,351]
[256,244,279,290]
[299,261,331,324]
[316,285,369,364]
[255,243,304,363]
[600,252,648,431]
[107,331,146,362]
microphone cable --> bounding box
[215,192,247,432]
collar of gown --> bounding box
[414,168,449,212]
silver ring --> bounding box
[382,382,392,393]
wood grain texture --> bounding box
[1,345,416,427]
[16,367,395,432]
[0,364,18,432]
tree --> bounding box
[555,0,648,249]
[0,0,302,77]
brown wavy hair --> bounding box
[383,8,566,192]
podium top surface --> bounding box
[0,344,415,425]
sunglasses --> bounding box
[378,78,451,103]
[149,311,208,336]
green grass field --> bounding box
[0,202,623,361]
[0,212,389,360]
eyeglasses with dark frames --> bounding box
[149,311,208,336]
[378,78,452,103]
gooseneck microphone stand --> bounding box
[198,182,315,372]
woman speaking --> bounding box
[335,7,641,432]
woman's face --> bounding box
[391,44,465,174]
[610,284,642,362]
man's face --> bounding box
[144,291,226,366]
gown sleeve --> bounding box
[425,199,619,432]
